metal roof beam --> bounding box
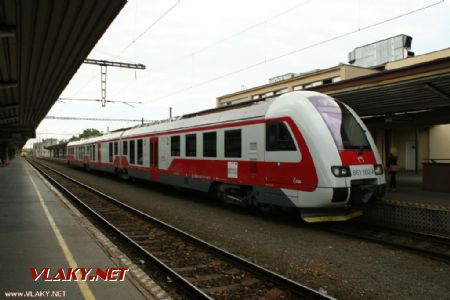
[0,117,19,125]
[0,104,19,111]
[0,81,18,88]
[0,26,16,38]
[424,83,450,101]
[0,125,34,133]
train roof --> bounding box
[67,97,273,146]
[66,91,327,147]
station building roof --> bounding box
[217,48,450,128]
[0,0,126,149]
[44,141,68,151]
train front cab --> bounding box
[277,92,386,222]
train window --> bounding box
[225,129,241,158]
[109,143,113,162]
[129,140,135,164]
[185,134,196,157]
[114,142,118,155]
[137,139,143,165]
[171,136,180,156]
[203,132,217,157]
[308,95,370,150]
[122,141,128,155]
[93,145,96,161]
[266,121,296,151]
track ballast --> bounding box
[28,159,332,300]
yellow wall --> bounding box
[216,65,377,106]
[390,128,429,170]
[429,125,450,159]
[385,47,450,70]
[342,65,378,79]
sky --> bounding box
[26,0,450,148]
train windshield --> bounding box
[308,95,370,150]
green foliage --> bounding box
[69,128,102,141]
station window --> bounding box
[122,141,128,155]
[322,78,333,85]
[171,136,180,156]
[266,121,296,151]
[185,134,196,157]
[225,129,241,158]
[129,140,135,164]
[137,139,143,165]
[203,132,217,157]
[114,142,118,155]
[109,143,113,162]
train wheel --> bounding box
[120,169,129,180]
[257,203,276,215]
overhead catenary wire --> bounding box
[70,0,181,98]
[115,0,181,59]
[58,97,143,108]
[109,0,312,101]
[152,0,311,72]
[45,116,153,122]
[36,132,77,136]
[147,0,445,104]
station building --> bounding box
[216,35,450,173]
[32,138,57,158]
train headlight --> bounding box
[374,164,384,175]
[331,166,351,177]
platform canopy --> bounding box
[316,57,450,129]
[0,0,127,149]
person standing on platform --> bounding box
[387,147,399,191]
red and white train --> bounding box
[67,91,386,222]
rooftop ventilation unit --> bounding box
[348,34,414,68]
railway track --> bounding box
[28,159,332,300]
[318,222,450,264]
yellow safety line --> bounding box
[26,168,96,300]
[303,210,363,223]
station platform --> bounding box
[383,171,450,211]
[0,158,149,300]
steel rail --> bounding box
[28,159,332,299]
[28,159,211,299]
[318,222,450,264]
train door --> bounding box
[150,137,159,181]
[264,121,300,186]
[405,140,416,170]
[249,142,258,180]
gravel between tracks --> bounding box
[42,160,450,299]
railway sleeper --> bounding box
[185,273,226,284]
[172,264,214,273]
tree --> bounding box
[69,128,102,141]
[79,128,102,139]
